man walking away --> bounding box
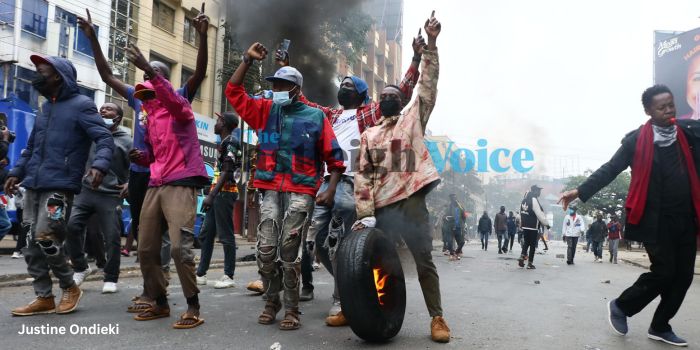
[478,211,492,251]
[562,205,586,265]
[446,194,466,260]
[518,186,550,269]
[494,206,508,253]
[6,55,113,316]
[589,213,608,263]
[608,215,622,264]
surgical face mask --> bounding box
[273,86,298,106]
[568,209,575,215]
[379,99,402,117]
[103,118,115,128]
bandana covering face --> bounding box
[652,124,677,147]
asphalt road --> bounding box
[0,241,697,350]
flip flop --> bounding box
[127,301,153,313]
[279,310,300,331]
[173,313,204,329]
[134,307,170,321]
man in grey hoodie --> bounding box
[66,102,131,294]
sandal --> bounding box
[279,309,301,330]
[258,300,282,325]
[134,306,170,321]
[173,312,205,329]
[127,301,153,313]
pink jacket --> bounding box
[133,75,208,187]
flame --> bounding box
[373,267,388,306]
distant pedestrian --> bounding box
[506,211,517,252]
[562,205,586,265]
[607,215,622,264]
[477,211,492,251]
[518,185,550,269]
[494,206,508,254]
[445,194,466,260]
[588,213,608,263]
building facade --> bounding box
[0,0,112,110]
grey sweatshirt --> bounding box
[82,126,132,196]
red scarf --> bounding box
[625,120,700,236]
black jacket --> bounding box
[478,215,492,233]
[588,220,608,242]
[577,119,700,243]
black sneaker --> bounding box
[648,329,688,347]
[566,261,573,265]
[518,257,525,267]
[607,299,628,336]
[527,264,536,269]
[299,288,314,302]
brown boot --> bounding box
[431,316,451,343]
[325,311,348,327]
[56,285,83,314]
[11,296,56,316]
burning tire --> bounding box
[337,228,406,342]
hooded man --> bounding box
[445,194,466,260]
[274,32,425,327]
[518,186,550,269]
[560,85,700,346]
[562,205,586,265]
[225,42,345,331]
[65,103,132,294]
[5,55,114,316]
[588,213,608,263]
[351,12,450,343]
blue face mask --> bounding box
[215,135,222,144]
[568,209,575,215]
[103,118,115,128]
[272,86,298,106]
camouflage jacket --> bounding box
[354,49,440,219]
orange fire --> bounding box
[373,267,388,306]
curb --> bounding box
[620,258,700,275]
[0,259,258,289]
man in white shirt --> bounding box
[561,205,586,265]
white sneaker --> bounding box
[196,275,208,286]
[329,299,342,316]
[312,262,320,270]
[73,266,93,286]
[11,251,23,259]
[102,282,118,293]
[213,275,235,289]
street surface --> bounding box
[0,240,697,350]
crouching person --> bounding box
[225,42,345,330]
[5,55,113,316]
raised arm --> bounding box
[225,43,273,130]
[184,5,209,100]
[77,9,129,98]
[354,133,377,221]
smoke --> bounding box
[225,0,366,105]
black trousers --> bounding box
[565,236,579,263]
[520,229,538,263]
[616,215,697,332]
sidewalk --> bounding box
[0,235,258,287]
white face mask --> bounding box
[103,118,115,127]
[273,86,298,106]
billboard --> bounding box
[654,27,700,120]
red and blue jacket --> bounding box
[225,82,345,196]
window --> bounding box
[0,0,15,25]
[14,66,41,111]
[180,67,200,99]
[108,0,140,128]
[55,8,100,57]
[183,17,200,47]
[21,0,48,37]
[152,0,175,33]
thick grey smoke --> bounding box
[225,0,366,105]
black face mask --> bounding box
[31,74,56,96]
[337,88,358,107]
[379,99,402,117]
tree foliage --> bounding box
[564,170,631,218]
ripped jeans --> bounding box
[22,190,75,297]
[257,191,314,311]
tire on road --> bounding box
[337,227,406,342]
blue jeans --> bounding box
[0,206,12,240]
[197,192,237,278]
[591,240,603,259]
[305,178,356,299]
